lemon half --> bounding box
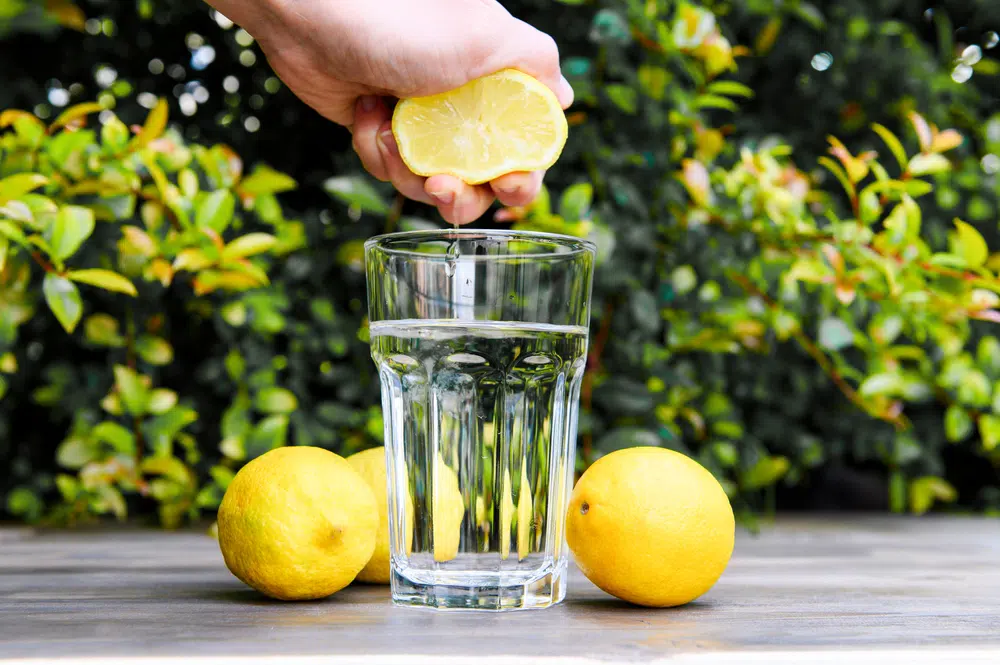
[392,69,568,185]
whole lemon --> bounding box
[346,447,414,584]
[566,446,735,607]
[217,446,378,600]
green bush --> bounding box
[2,0,999,525]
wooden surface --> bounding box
[1,516,999,664]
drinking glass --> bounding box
[365,229,595,610]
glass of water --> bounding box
[365,229,595,610]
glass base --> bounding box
[390,558,567,611]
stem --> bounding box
[581,301,615,465]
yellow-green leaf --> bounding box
[43,274,83,333]
[706,80,754,98]
[172,248,214,272]
[121,226,157,257]
[871,123,908,171]
[693,94,738,112]
[49,102,106,132]
[255,387,299,414]
[113,365,149,416]
[930,129,963,153]
[238,165,297,196]
[979,414,1000,451]
[0,173,49,204]
[909,476,957,515]
[66,269,138,296]
[742,455,789,490]
[84,313,125,347]
[953,219,988,268]
[136,335,173,365]
[907,153,951,176]
[129,99,169,151]
[222,233,277,260]
[148,388,178,415]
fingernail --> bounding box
[359,95,377,112]
[428,189,455,206]
[377,129,398,158]
[558,75,574,105]
[498,184,521,195]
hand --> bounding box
[208,0,573,225]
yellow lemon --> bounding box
[392,69,568,185]
[566,447,735,608]
[346,447,414,584]
[432,455,465,562]
[217,446,378,600]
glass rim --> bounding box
[364,228,596,261]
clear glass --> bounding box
[365,229,596,611]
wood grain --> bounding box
[1,516,998,663]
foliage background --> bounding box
[1,0,999,525]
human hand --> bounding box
[207,0,573,224]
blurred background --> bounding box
[1,0,998,527]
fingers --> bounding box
[352,96,390,181]
[490,171,545,207]
[375,122,436,205]
[425,176,495,226]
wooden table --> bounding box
[1,516,998,664]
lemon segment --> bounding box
[392,69,569,185]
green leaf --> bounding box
[240,165,297,196]
[818,317,853,351]
[0,173,48,203]
[255,387,298,414]
[323,175,389,214]
[48,205,95,261]
[136,335,174,365]
[247,414,289,458]
[113,365,149,416]
[195,190,236,232]
[559,183,593,220]
[706,81,754,98]
[909,476,957,515]
[147,389,178,414]
[56,437,94,469]
[596,427,661,453]
[907,153,951,176]
[859,373,903,398]
[944,404,973,442]
[605,85,637,113]
[6,487,43,521]
[742,456,790,490]
[222,233,277,260]
[66,269,138,296]
[871,123,908,171]
[92,421,136,454]
[146,406,198,456]
[672,265,698,295]
[693,94,738,112]
[43,274,83,333]
[794,2,826,29]
[84,314,125,347]
[979,415,1000,451]
[952,220,988,268]
[888,471,906,513]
